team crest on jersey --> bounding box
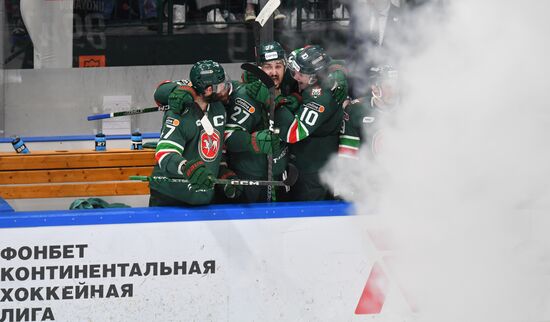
[311,87,322,98]
[198,129,221,161]
[166,117,180,126]
[235,97,256,113]
[304,102,325,113]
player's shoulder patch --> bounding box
[304,101,325,113]
[165,116,181,127]
[235,97,256,114]
[175,79,192,87]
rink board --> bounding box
[0,201,407,321]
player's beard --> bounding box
[272,73,283,89]
[204,93,217,103]
[205,92,229,104]
[216,91,230,104]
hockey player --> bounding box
[224,41,290,202]
[338,65,399,159]
[149,60,238,206]
[244,45,349,107]
[275,45,344,201]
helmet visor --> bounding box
[211,73,231,95]
[287,59,299,78]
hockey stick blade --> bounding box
[87,105,168,121]
[130,175,296,187]
[284,163,299,187]
[255,0,281,27]
[241,63,275,89]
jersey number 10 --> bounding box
[300,109,319,126]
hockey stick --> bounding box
[255,0,281,28]
[130,172,297,187]
[240,63,277,202]
[87,105,169,121]
[241,63,278,133]
[251,0,280,63]
[245,0,281,201]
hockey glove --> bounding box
[275,93,302,113]
[182,159,214,191]
[241,69,259,83]
[249,129,280,155]
[168,86,196,114]
[219,168,243,199]
[246,80,270,105]
[326,70,349,105]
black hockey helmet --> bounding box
[287,45,331,76]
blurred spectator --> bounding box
[142,0,229,29]
[102,0,116,20]
[138,0,157,20]
[113,0,140,21]
[287,0,343,28]
[347,0,403,97]
[287,1,311,28]
[332,2,350,26]
[172,3,186,28]
[139,0,157,21]
[3,0,33,67]
[4,0,28,40]
[20,0,73,68]
[162,1,187,29]
[138,0,160,30]
[356,0,402,47]
[165,0,232,29]
[196,0,228,29]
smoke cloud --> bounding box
[323,1,550,321]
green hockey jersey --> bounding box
[224,84,288,178]
[150,95,226,205]
[339,97,389,158]
[276,84,343,174]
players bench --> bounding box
[0,149,155,200]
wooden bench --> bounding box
[0,149,155,199]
